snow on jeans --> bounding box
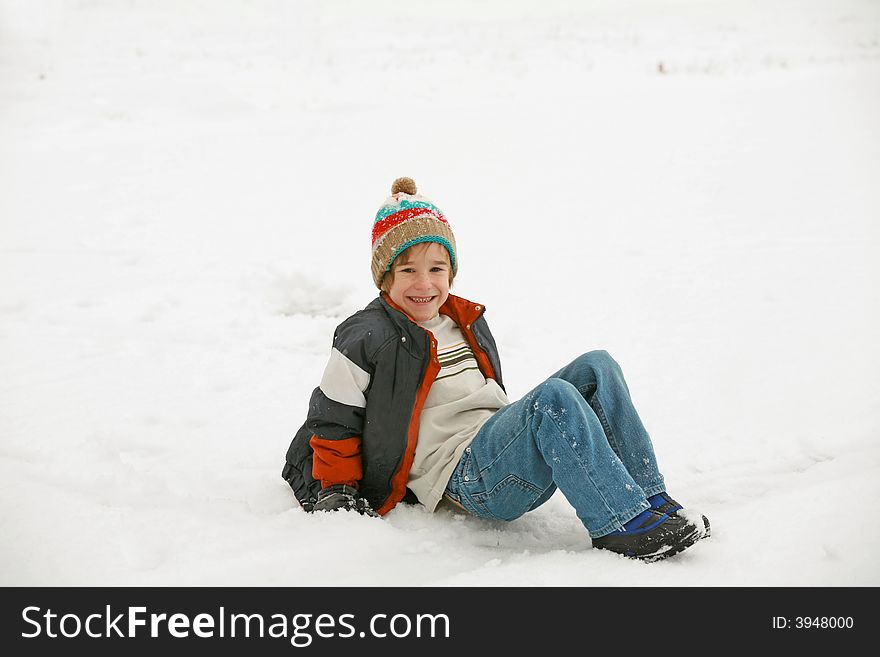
[444,350,667,539]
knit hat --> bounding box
[371,177,457,288]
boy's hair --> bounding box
[379,243,455,293]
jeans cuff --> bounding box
[587,498,650,539]
[642,480,666,497]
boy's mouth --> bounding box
[407,296,436,304]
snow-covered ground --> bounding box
[1,0,878,586]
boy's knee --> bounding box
[578,349,620,374]
[535,378,580,405]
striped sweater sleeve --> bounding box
[306,323,373,488]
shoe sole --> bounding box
[635,526,703,563]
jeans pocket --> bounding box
[471,475,544,521]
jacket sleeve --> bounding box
[306,320,373,488]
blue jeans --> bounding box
[444,350,667,539]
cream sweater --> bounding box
[407,314,509,511]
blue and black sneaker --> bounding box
[591,509,703,562]
[648,492,711,537]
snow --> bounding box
[1,0,878,586]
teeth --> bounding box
[410,297,433,303]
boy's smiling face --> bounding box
[383,242,451,322]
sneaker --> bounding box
[591,509,703,562]
[648,492,711,537]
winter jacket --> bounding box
[282,292,504,516]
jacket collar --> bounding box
[438,294,486,328]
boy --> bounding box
[282,177,710,561]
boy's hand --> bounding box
[312,484,379,517]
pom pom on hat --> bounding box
[371,177,457,289]
[391,177,417,195]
